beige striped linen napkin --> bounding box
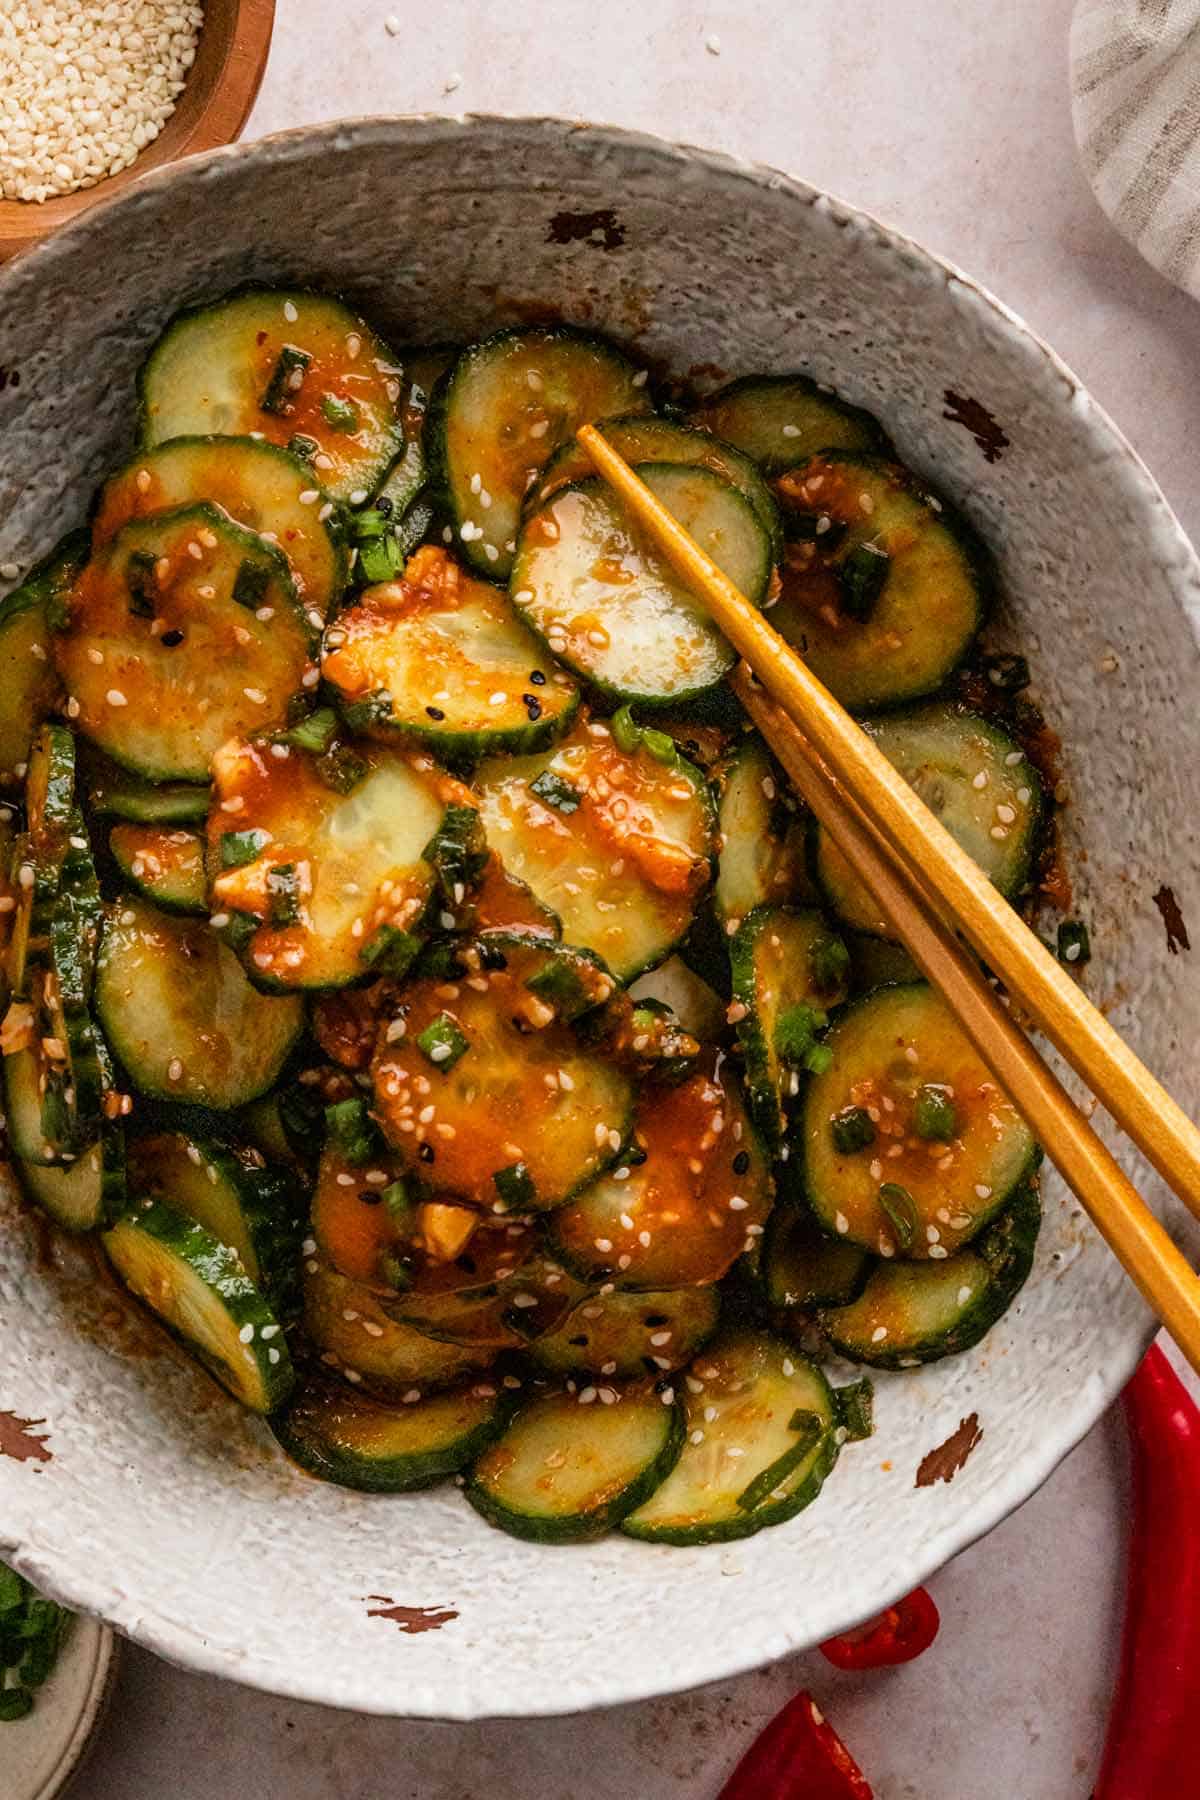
[1071,0,1200,296]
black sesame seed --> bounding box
[161,629,185,647]
[359,1190,383,1206]
[626,1146,648,1167]
[732,1150,750,1174]
[418,1142,435,1163]
[529,669,546,686]
[522,694,542,720]
[375,495,394,518]
[425,705,445,721]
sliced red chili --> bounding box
[819,1585,940,1669]
[717,1690,874,1800]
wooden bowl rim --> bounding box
[0,0,275,261]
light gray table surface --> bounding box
[68,0,1200,1793]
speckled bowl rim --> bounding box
[3,113,1195,1719]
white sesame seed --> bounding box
[105,688,128,707]
[238,1323,255,1344]
[871,1326,888,1342]
[834,1211,849,1234]
[928,1244,950,1259]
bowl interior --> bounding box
[1,116,1199,1719]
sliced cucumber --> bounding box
[302,1257,491,1396]
[466,1384,683,1543]
[103,1198,294,1412]
[372,345,457,517]
[92,436,347,618]
[801,982,1040,1258]
[323,545,579,756]
[95,896,303,1108]
[771,454,988,712]
[127,1129,302,1302]
[372,932,633,1213]
[532,1284,721,1379]
[394,1249,576,1349]
[512,467,772,707]
[0,533,85,787]
[274,1375,514,1493]
[56,503,315,782]
[760,1203,869,1309]
[713,734,814,929]
[847,932,921,993]
[82,751,210,824]
[109,823,207,914]
[474,715,714,982]
[207,734,448,991]
[4,1046,124,1229]
[627,954,727,1043]
[814,703,1043,937]
[309,1140,415,1286]
[821,1180,1041,1366]
[138,288,403,503]
[40,912,107,1153]
[691,374,889,473]
[549,1053,773,1288]
[730,906,850,1150]
[622,1327,838,1545]
[530,413,783,557]
[428,326,651,579]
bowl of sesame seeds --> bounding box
[0,0,275,262]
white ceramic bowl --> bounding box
[2,116,1199,1720]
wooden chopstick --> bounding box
[576,423,1200,1225]
[731,667,1200,1374]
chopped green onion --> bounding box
[416,1012,470,1071]
[277,707,339,754]
[492,1162,537,1209]
[265,862,301,927]
[314,743,368,796]
[423,805,489,900]
[231,558,271,610]
[774,1003,830,1071]
[913,1083,957,1142]
[357,533,402,584]
[877,1181,917,1251]
[831,1104,876,1155]
[1057,919,1091,966]
[529,769,581,814]
[219,827,270,869]
[359,925,422,977]
[350,508,391,540]
[287,433,319,461]
[525,957,595,1021]
[324,1097,378,1166]
[260,344,312,415]
[610,704,642,756]
[838,541,889,622]
[382,1178,415,1222]
[321,393,359,432]
[834,1379,875,1442]
[809,934,850,995]
[126,547,158,618]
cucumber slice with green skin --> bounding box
[372,346,458,518]
[390,492,437,562]
[847,931,921,994]
[5,831,51,1000]
[25,723,76,874]
[103,1198,294,1412]
[759,1203,870,1310]
[4,1046,125,1228]
[109,823,207,914]
[82,750,210,825]
[0,533,86,788]
[274,1374,515,1493]
[813,703,1043,938]
[41,914,106,1152]
[323,546,579,757]
[820,1180,1041,1367]
[801,982,1040,1259]
[474,715,715,983]
[207,733,451,991]
[372,932,633,1214]
[549,1052,773,1289]
[95,896,304,1108]
[531,1284,721,1379]
[127,1129,303,1303]
[627,954,727,1045]
[466,1384,684,1544]
[92,436,348,619]
[138,288,404,504]
[729,906,850,1151]
[302,1257,492,1397]
[771,454,989,713]
[237,1091,309,1171]
[56,503,316,783]
[530,414,784,559]
[428,326,651,580]
[511,467,772,708]
[690,374,890,474]
[394,1251,577,1349]
[621,1327,838,1545]
[713,734,815,930]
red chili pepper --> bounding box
[1095,1343,1200,1799]
[818,1585,940,1669]
[717,1690,874,1800]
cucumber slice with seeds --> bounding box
[4,1046,125,1229]
[139,288,403,503]
[814,703,1043,938]
[207,734,449,991]
[549,1052,772,1288]
[371,932,633,1213]
[760,1203,870,1310]
[393,1250,576,1348]
[713,734,815,930]
[95,895,303,1108]
[274,1375,515,1493]
[820,1180,1041,1366]
[109,823,207,914]
[56,503,315,782]
[512,467,772,707]
[801,982,1040,1258]
[93,437,347,618]
[428,326,651,579]
[622,1327,838,1545]
[530,414,783,558]
[770,454,988,713]
[691,374,889,473]
[302,1257,491,1396]
[323,546,579,757]
[531,1284,721,1379]
[729,906,850,1150]
[474,715,714,982]
[466,1384,683,1543]
[0,533,85,788]
[103,1198,294,1413]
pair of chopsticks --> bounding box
[576,424,1200,1375]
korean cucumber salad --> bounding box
[0,288,1070,1547]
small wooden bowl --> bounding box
[0,0,275,263]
